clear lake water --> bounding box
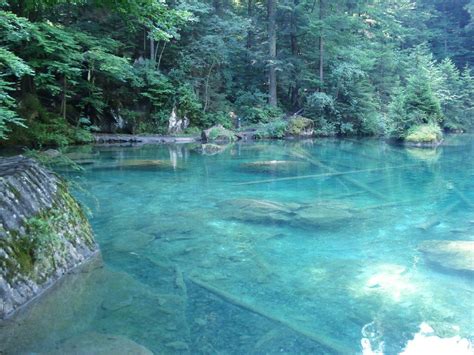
[1,136,473,354]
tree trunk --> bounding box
[61,76,67,120]
[149,33,154,61]
[290,0,299,108]
[157,42,167,70]
[247,0,254,50]
[203,61,216,113]
[268,0,277,106]
[318,0,324,90]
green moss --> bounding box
[0,234,36,280]
[6,183,21,200]
[405,124,443,143]
[1,179,95,284]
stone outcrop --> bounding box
[0,156,98,319]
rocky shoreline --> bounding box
[93,133,200,145]
[0,156,98,319]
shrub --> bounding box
[254,119,288,139]
[405,124,442,143]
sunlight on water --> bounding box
[1,136,473,354]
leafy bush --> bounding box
[234,90,283,124]
[254,119,288,139]
[405,124,442,143]
[286,116,314,136]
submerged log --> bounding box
[188,276,352,353]
[236,164,418,187]
[417,201,461,231]
[288,150,389,200]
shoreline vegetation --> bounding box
[0,1,472,149]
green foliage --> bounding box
[0,0,472,144]
[254,119,288,139]
[405,124,443,143]
[286,116,314,136]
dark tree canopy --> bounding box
[0,0,472,144]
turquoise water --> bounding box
[1,136,473,354]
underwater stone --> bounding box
[418,240,474,273]
[0,155,98,319]
[219,198,353,229]
[240,160,309,174]
[49,332,153,355]
[293,202,353,228]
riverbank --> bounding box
[93,133,200,145]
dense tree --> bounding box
[0,0,472,145]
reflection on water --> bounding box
[1,136,473,354]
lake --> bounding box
[1,136,473,354]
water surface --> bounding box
[1,136,473,354]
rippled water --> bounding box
[1,136,473,354]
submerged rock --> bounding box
[49,332,153,355]
[93,159,178,171]
[240,160,309,174]
[219,198,353,228]
[293,202,353,228]
[418,240,474,273]
[0,156,98,319]
[218,198,296,224]
[165,340,189,351]
[111,231,154,252]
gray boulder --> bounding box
[0,156,98,319]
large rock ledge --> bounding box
[0,156,98,319]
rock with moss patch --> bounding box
[286,116,314,137]
[0,156,98,319]
[201,125,237,143]
[405,124,443,147]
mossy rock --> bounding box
[201,125,237,143]
[286,116,314,137]
[0,156,97,319]
[405,124,443,146]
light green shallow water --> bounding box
[1,136,473,354]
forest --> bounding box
[0,0,473,146]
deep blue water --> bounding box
[1,136,473,354]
